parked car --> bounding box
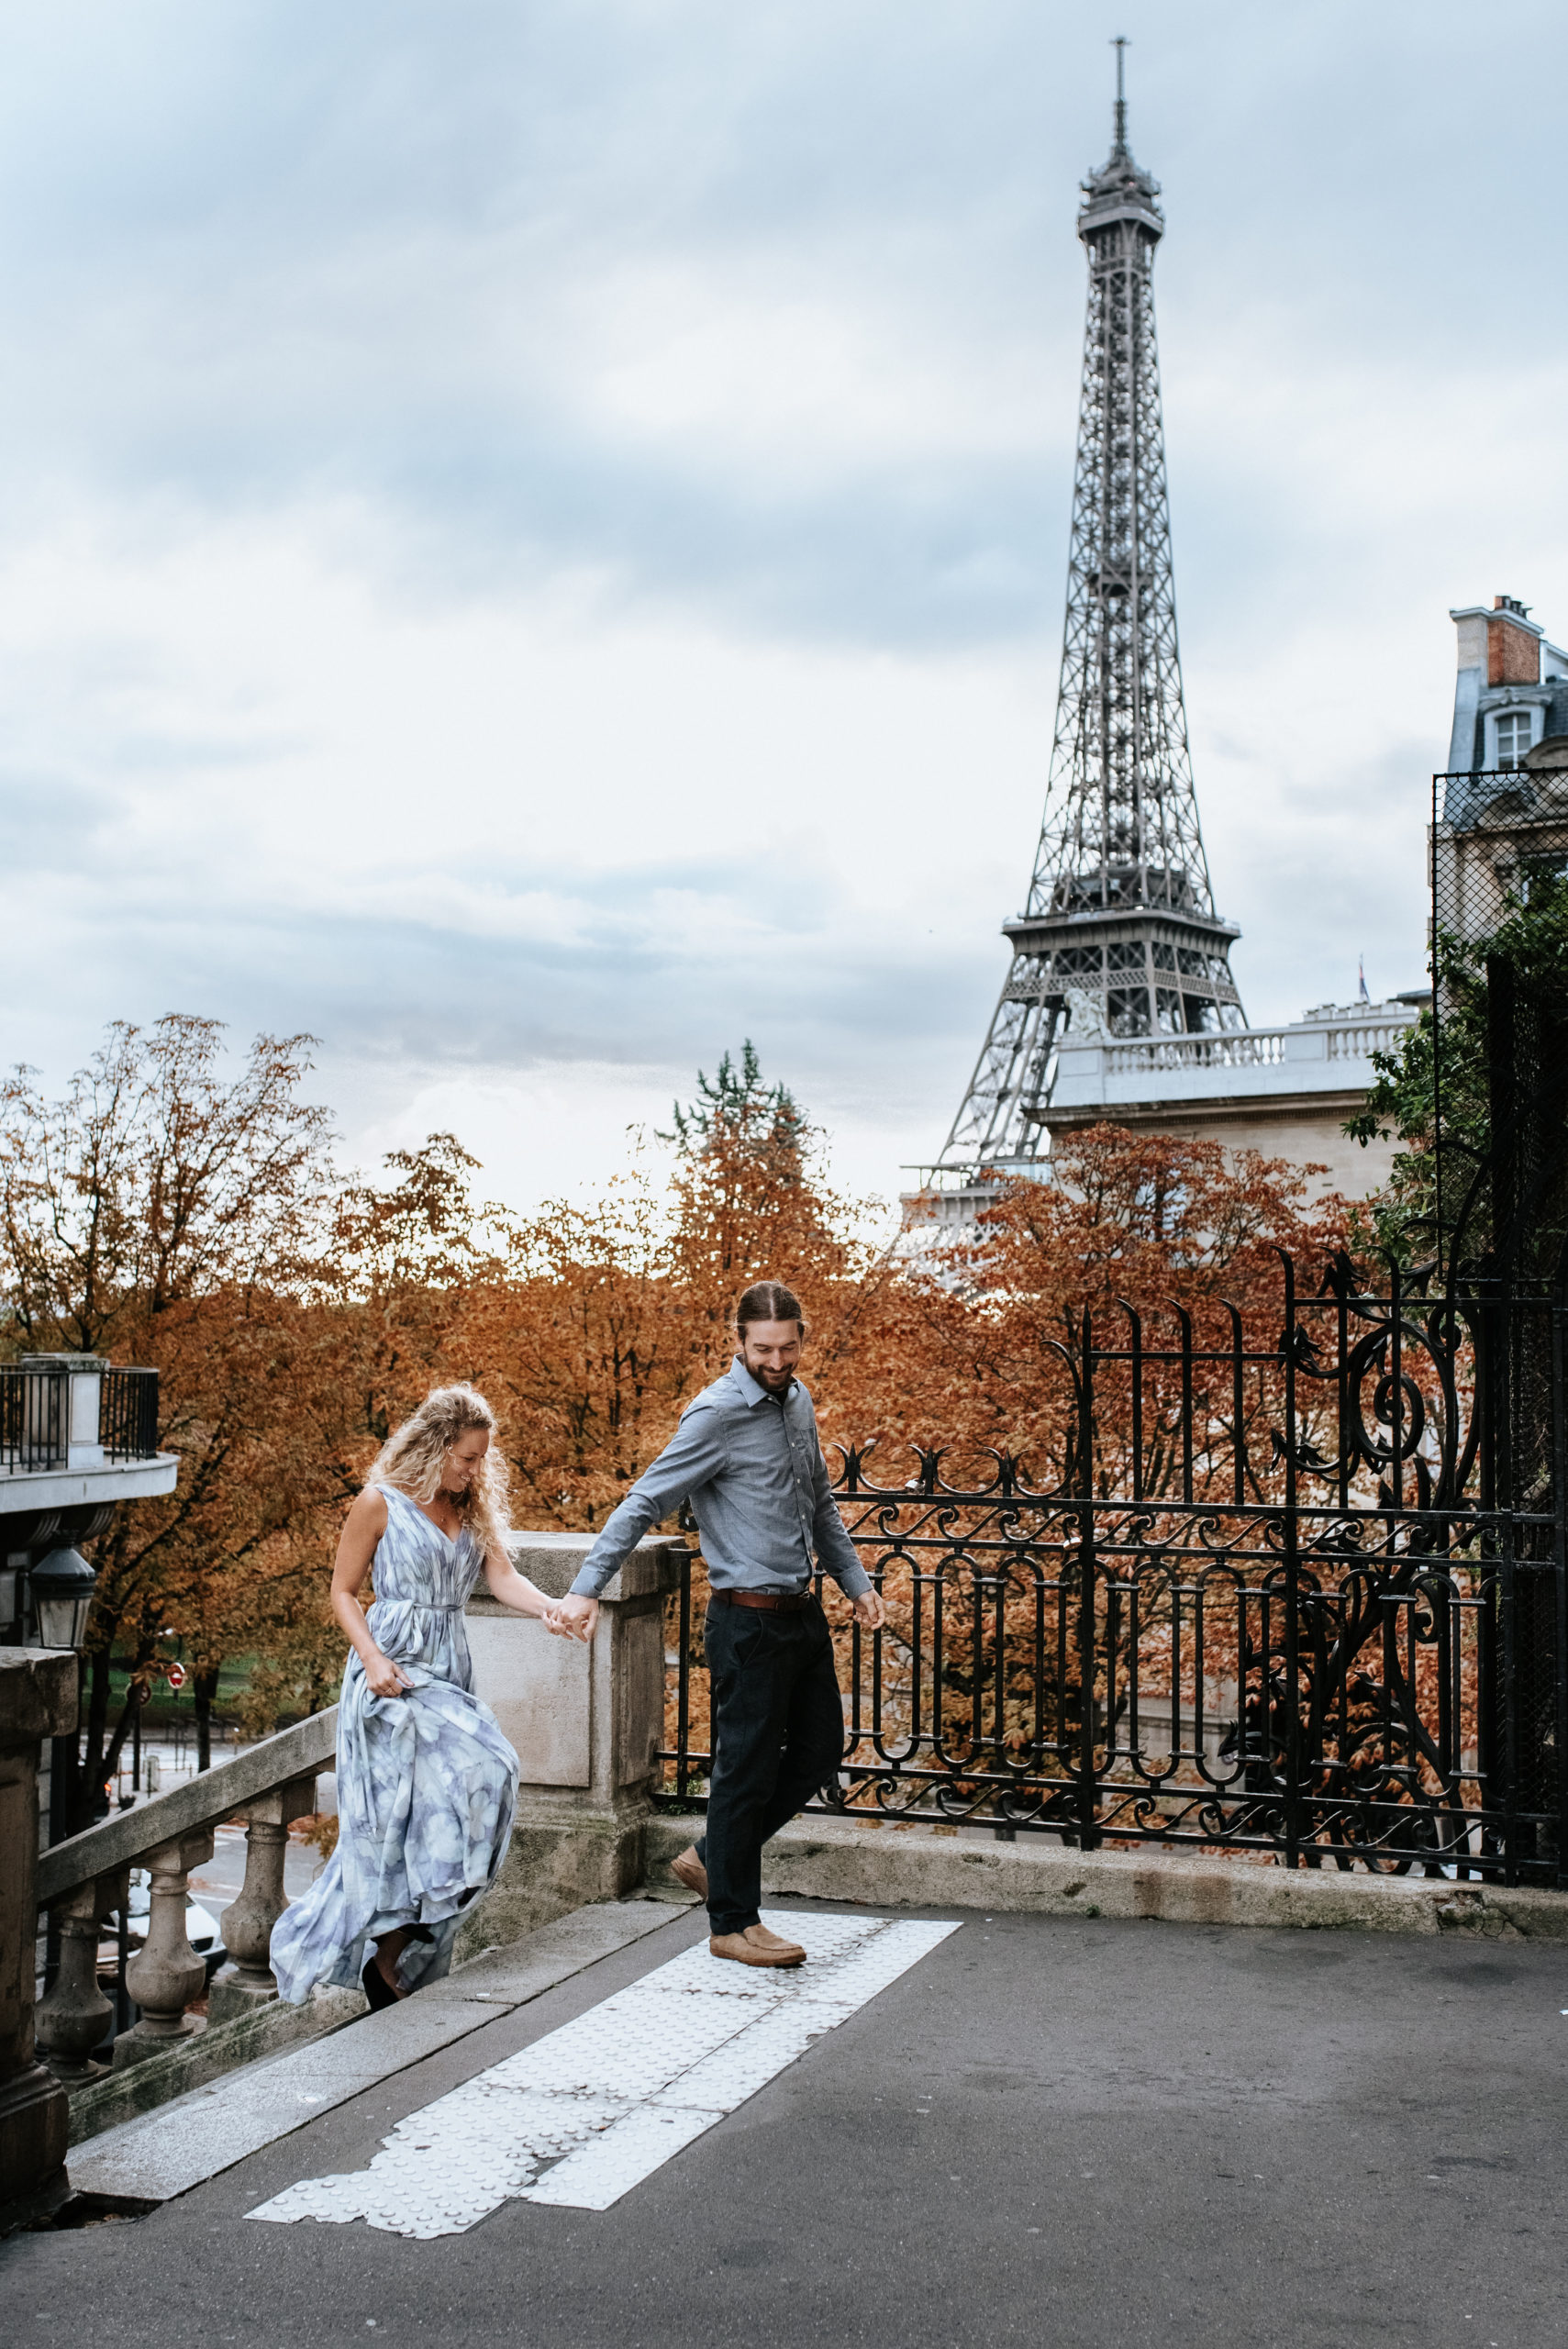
[97,1869,228,1985]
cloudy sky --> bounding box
[1,0,1563,1216]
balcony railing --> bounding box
[0,1364,66,1472]
[1102,1030,1287,1077]
[1097,1018,1414,1082]
[101,1366,160,1460]
[1,1359,161,1475]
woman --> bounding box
[272,1384,561,2009]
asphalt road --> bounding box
[6,1900,1565,2349]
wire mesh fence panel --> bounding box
[1430,765,1568,1282]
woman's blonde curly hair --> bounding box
[368,1384,511,1564]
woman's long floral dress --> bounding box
[272,1485,519,2001]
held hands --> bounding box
[546,1594,600,1643]
[484,1555,593,1638]
[364,1648,413,1698]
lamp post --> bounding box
[29,1545,97,1653]
[28,1546,97,1846]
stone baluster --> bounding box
[115,1827,214,2067]
[207,1774,317,2025]
[35,1869,127,2084]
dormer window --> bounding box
[1495,709,1534,768]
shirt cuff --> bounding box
[831,1560,873,1600]
[568,1564,610,1599]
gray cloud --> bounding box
[0,0,1562,1198]
[6,2,1551,651]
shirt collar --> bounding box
[728,1355,794,1408]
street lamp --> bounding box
[29,1546,97,1653]
[28,1546,98,1845]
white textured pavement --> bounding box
[247,1910,958,2234]
[67,1899,678,2203]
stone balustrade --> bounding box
[1050,997,1421,1111]
[9,1527,685,2216]
[33,1705,338,2082]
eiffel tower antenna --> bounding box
[932,50,1244,1179]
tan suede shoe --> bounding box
[709,1923,806,1969]
[670,1846,708,1899]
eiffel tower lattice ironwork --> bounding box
[934,50,1244,1179]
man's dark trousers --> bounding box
[695,1597,845,1936]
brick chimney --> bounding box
[1448,597,1548,772]
[1487,595,1541,686]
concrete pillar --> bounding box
[206,1774,317,2024]
[456,1531,684,1954]
[0,1645,78,2229]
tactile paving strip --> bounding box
[248,1910,957,2233]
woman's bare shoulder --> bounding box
[346,1483,390,1531]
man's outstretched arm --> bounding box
[552,1407,728,1640]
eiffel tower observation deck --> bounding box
[914,51,1414,1219]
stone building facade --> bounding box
[1438,596,1568,945]
[1037,996,1420,1195]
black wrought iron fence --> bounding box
[658,1253,1568,1886]
[0,1364,67,1473]
[0,1362,160,1469]
[100,1365,161,1460]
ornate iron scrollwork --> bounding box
[656,1247,1565,1886]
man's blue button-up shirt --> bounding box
[567,1356,871,1601]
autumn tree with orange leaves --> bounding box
[823,1125,1362,1483]
[0,1024,506,1822]
[0,1019,359,1823]
[764,1129,1369,1820]
[4,1015,1380,1826]
[450,1044,875,1535]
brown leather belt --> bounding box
[710,1587,813,1614]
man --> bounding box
[553,1278,883,1968]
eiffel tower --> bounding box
[931,46,1244,1183]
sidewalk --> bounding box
[5,1893,1562,2348]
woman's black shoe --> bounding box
[361,1954,399,2011]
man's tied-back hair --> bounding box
[735,1279,805,1335]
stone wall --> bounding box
[1047,1091,1396,1196]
